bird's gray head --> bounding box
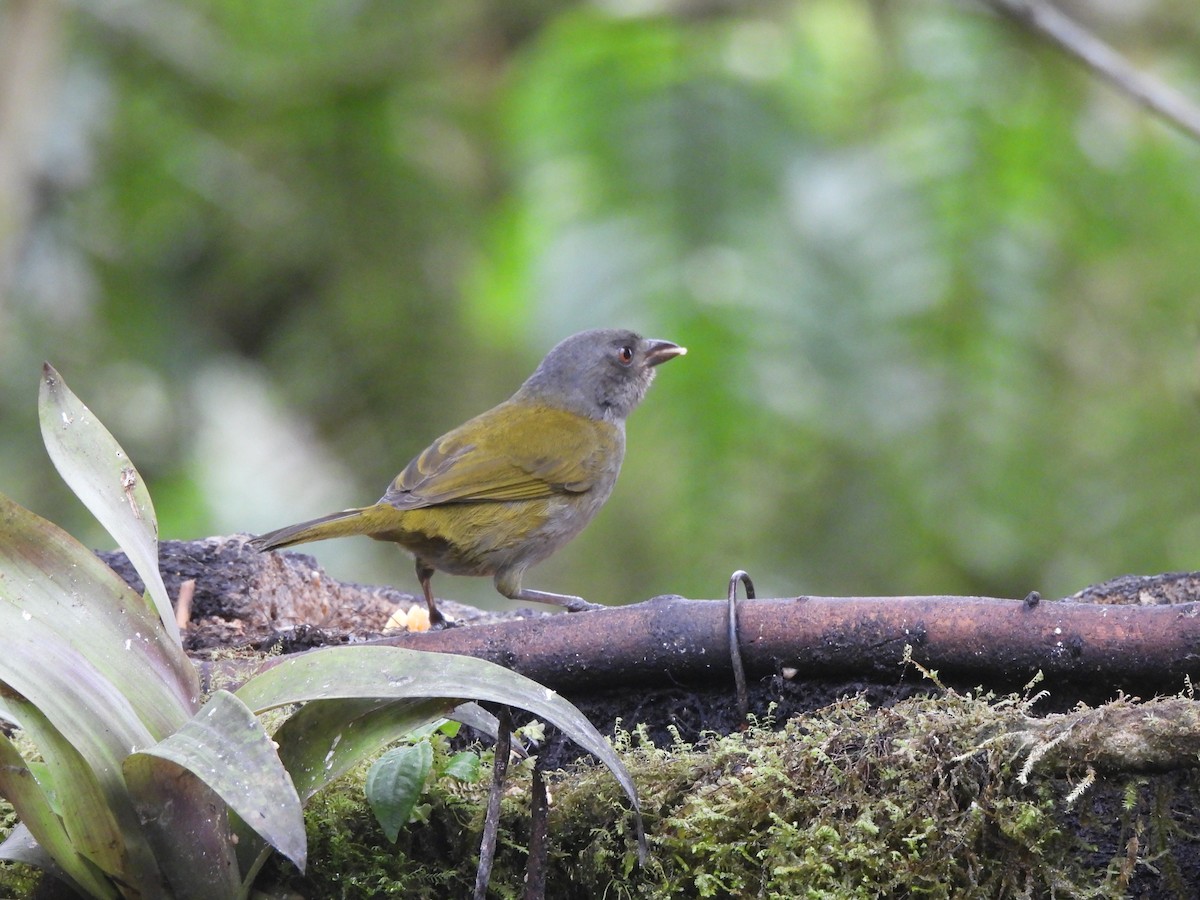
[516,328,686,421]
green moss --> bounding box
[264,777,479,898]
[588,695,1076,898]
[0,798,43,898]
[257,691,1200,899]
[8,690,1200,898]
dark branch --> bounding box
[112,539,1200,702]
[203,589,1200,701]
[358,593,1200,694]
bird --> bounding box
[248,328,686,625]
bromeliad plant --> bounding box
[0,365,643,898]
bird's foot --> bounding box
[499,583,603,612]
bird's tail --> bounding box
[248,507,375,552]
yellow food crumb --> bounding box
[384,604,431,633]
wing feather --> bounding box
[381,403,620,509]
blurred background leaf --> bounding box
[2,0,1199,608]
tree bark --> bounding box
[351,592,1200,694]
[142,537,1200,704]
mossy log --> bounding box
[54,538,1200,897]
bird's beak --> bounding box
[644,339,687,367]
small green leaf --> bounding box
[366,741,434,843]
[404,718,452,743]
[517,721,546,745]
[442,751,482,784]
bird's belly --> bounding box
[370,493,604,577]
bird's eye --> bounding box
[617,346,634,366]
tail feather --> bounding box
[249,507,373,551]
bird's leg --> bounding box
[493,571,603,613]
[415,559,446,626]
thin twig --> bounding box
[524,757,549,900]
[475,706,512,900]
[174,578,196,631]
[981,0,1200,143]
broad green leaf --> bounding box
[0,692,149,889]
[366,741,434,842]
[236,645,645,860]
[38,363,185,652]
[24,762,58,816]
[127,690,307,873]
[123,756,241,900]
[0,734,118,900]
[442,751,482,783]
[0,492,196,738]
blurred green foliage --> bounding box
[2,0,1199,607]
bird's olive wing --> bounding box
[381,403,619,508]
